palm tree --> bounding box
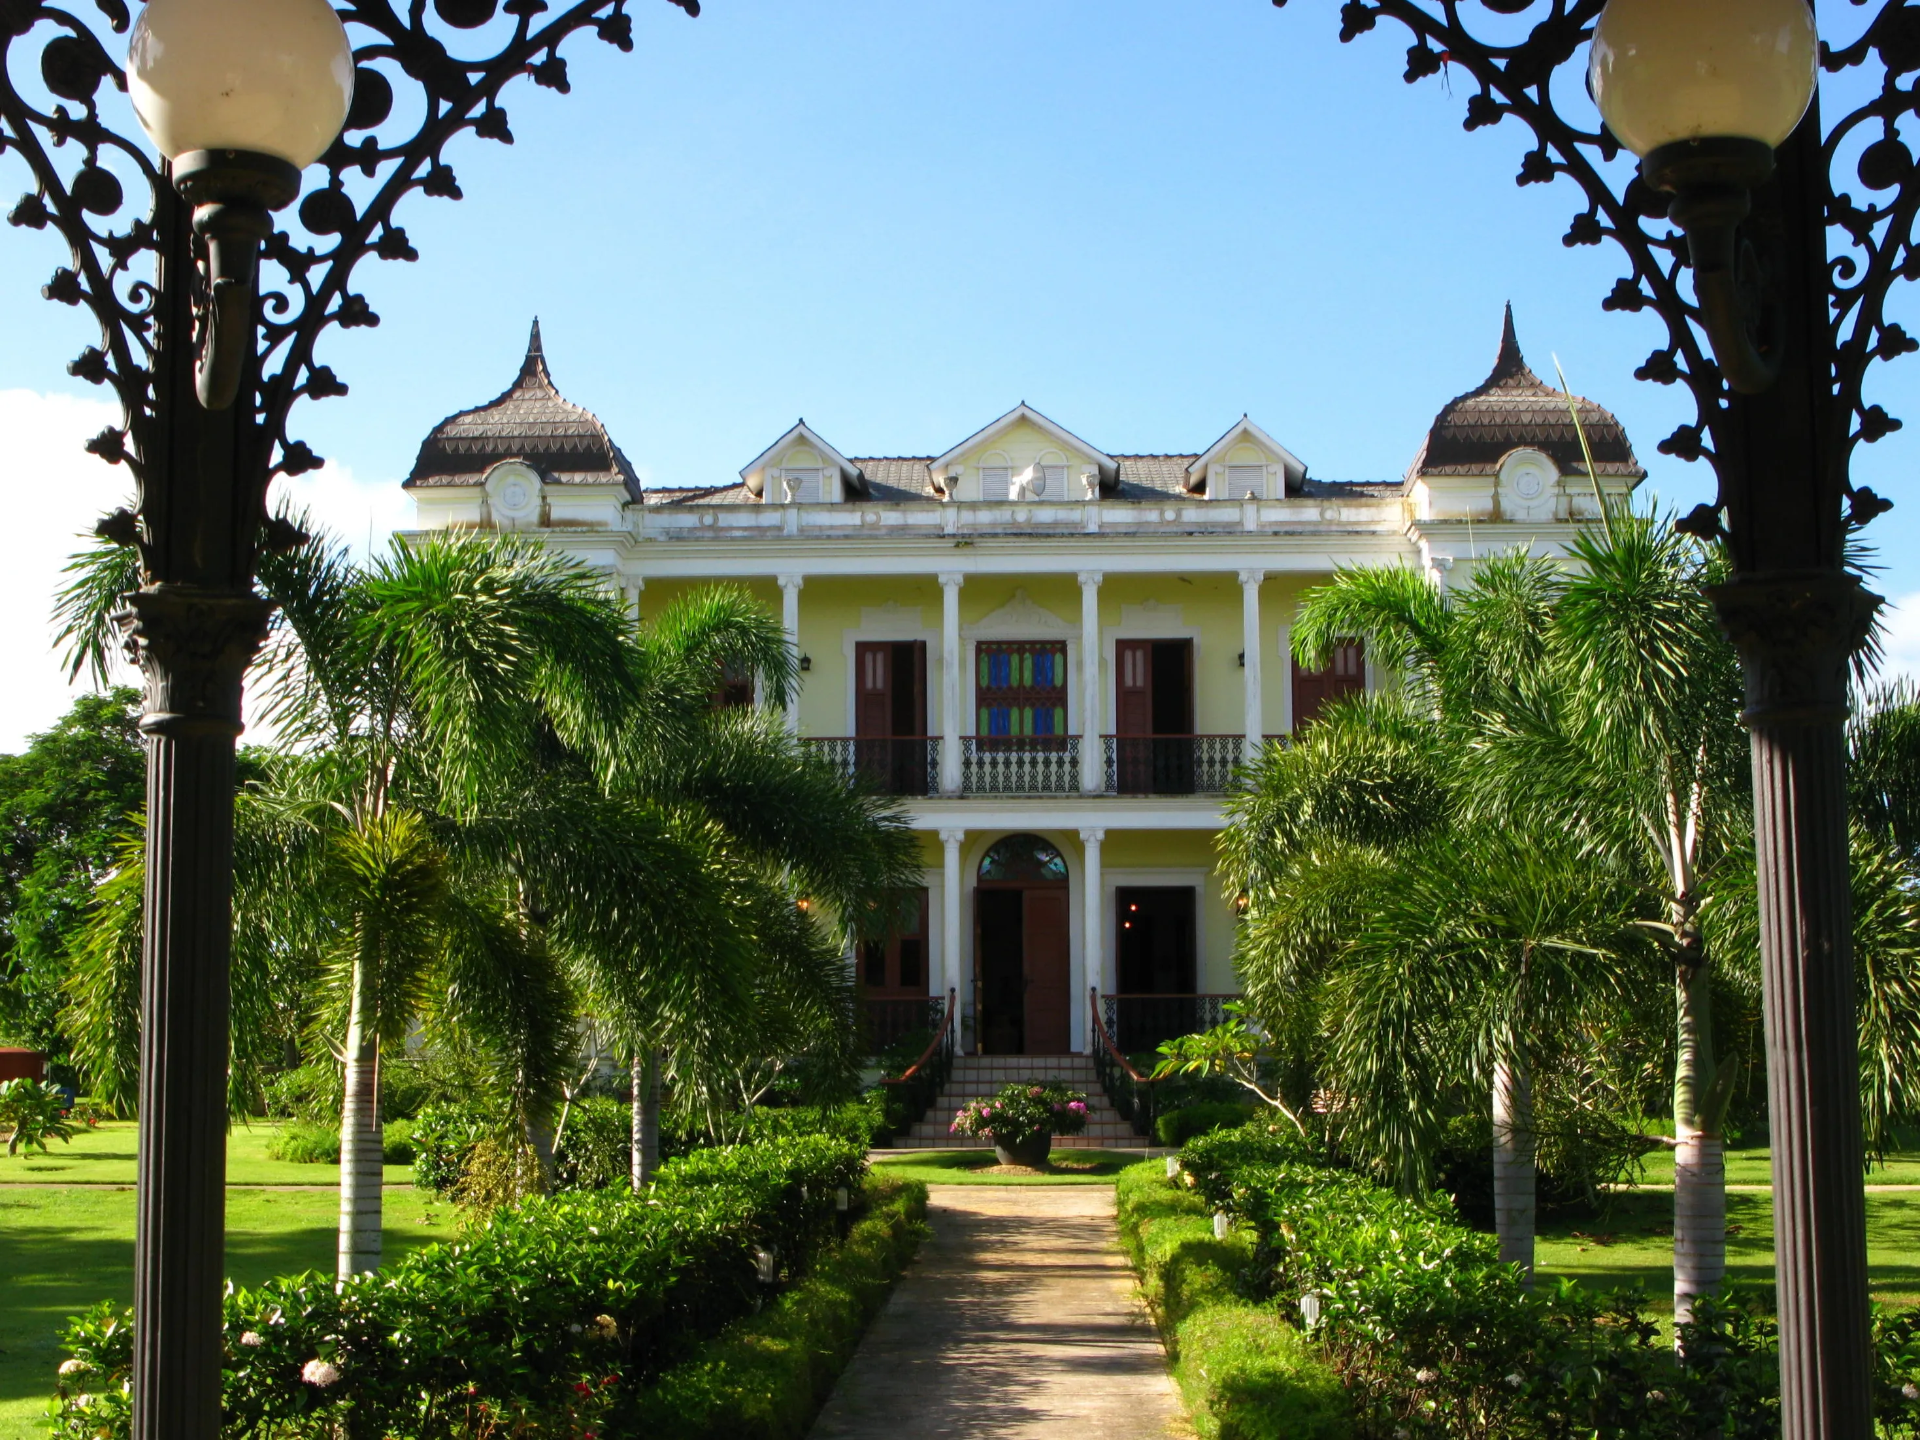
[1224,705,1644,1277]
[59,526,751,1273]
[597,587,919,1182]
[1467,514,1750,1325]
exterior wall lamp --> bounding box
[0,2,698,1437]
[800,654,812,671]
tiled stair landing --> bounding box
[894,1053,1143,1150]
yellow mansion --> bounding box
[401,311,1643,1063]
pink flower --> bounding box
[1029,1087,1044,1097]
[300,1360,341,1388]
[1068,1101,1087,1113]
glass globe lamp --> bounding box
[129,0,354,174]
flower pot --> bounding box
[993,1134,1052,1169]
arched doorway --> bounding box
[975,834,1072,1055]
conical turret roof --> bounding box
[1412,306,1643,480]
[404,320,642,499]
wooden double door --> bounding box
[974,883,1072,1054]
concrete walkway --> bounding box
[808,1185,1185,1439]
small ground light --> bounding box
[1165,1155,1180,1179]
[835,1186,849,1211]
[755,1249,777,1284]
[1213,1212,1230,1241]
[1300,1293,1322,1329]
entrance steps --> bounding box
[894,1054,1144,1150]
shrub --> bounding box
[264,1121,339,1165]
[49,1135,868,1440]
[628,1177,929,1438]
[1174,1122,1920,1439]
[408,1102,494,1193]
[263,1119,413,1166]
[555,1096,630,1190]
[1155,1100,1257,1148]
[950,1080,1089,1148]
[0,1077,77,1155]
[1115,1163,1350,1440]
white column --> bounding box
[1239,569,1265,764]
[940,828,966,1044]
[940,573,964,794]
[1079,827,1105,1053]
[1078,570,1103,794]
[778,574,803,734]
[623,577,644,625]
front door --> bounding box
[1114,638,1195,793]
[974,885,1073,1055]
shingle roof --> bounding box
[404,320,643,501]
[1413,306,1644,480]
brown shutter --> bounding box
[1116,640,1152,735]
[855,642,892,738]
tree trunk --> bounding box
[337,960,383,1276]
[1673,955,1727,1331]
[1491,1049,1535,1282]
[630,1049,660,1190]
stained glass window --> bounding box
[975,641,1069,737]
[978,833,1069,882]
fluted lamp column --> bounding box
[122,3,354,1437]
[1594,4,1872,1435]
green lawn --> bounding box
[872,1149,1147,1185]
[1625,1143,1920,1189]
[1537,1190,1920,1319]
[0,1120,412,1188]
[0,1185,451,1440]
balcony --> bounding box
[1101,992,1237,1055]
[1103,735,1243,796]
[961,735,1080,795]
[806,734,1263,798]
[805,737,936,796]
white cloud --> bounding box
[1873,592,1920,693]
[270,457,414,565]
[0,388,137,752]
[0,390,417,755]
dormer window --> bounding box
[1226,463,1265,499]
[783,467,823,504]
[980,466,1012,501]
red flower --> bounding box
[574,1382,593,1395]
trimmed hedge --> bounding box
[629,1176,929,1438]
[1116,1164,1351,1440]
[1153,1100,1258,1149]
[1175,1123,1920,1439]
[48,1135,867,1440]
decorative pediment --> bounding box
[739,420,869,500]
[1187,415,1307,498]
[962,588,1073,638]
[933,404,1118,498]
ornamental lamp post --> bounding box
[0,2,695,1437]
[1305,0,1904,1432]
[127,0,353,407]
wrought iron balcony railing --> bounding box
[859,994,946,1056]
[805,737,937,796]
[1103,735,1244,796]
[961,734,1081,795]
[1102,992,1237,1056]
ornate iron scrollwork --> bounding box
[1283,0,1917,531]
[1,0,698,519]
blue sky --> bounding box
[0,1,1914,746]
